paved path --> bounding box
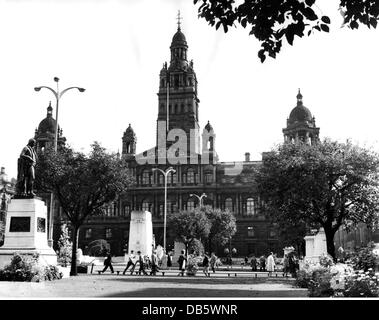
[0,274,308,298]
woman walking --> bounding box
[266,252,276,277]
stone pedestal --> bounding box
[128,211,153,257]
[0,198,57,268]
[304,228,327,262]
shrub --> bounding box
[0,253,62,282]
[186,254,199,276]
[343,269,379,297]
[346,242,377,272]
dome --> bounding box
[123,124,136,140]
[37,102,57,134]
[171,29,187,48]
[288,89,313,124]
[288,105,313,123]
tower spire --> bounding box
[176,10,182,30]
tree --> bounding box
[255,139,379,259]
[35,142,133,275]
[193,0,379,62]
[276,220,307,257]
[201,206,237,253]
[168,209,211,255]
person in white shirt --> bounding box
[122,250,136,275]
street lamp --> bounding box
[152,167,176,250]
[34,77,85,247]
[189,193,207,207]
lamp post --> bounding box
[152,167,176,250]
[34,77,85,247]
[189,193,207,208]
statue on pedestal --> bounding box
[16,138,37,197]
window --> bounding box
[105,228,112,239]
[187,169,195,184]
[246,198,255,215]
[158,173,164,186]
[85,228,92,239]
[182,173,187,184]
[247,227,254,237]
[225,198,233,212]
[142,200,150,212]
[187,200,195,211]
[158,204,164,217]
[142,171,150,185]
[269,230,277,238]
[171,172,177,185]
[205,173,213,184]
[123,204,130,217]
[123,230,129,239]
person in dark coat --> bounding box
[167,251,172,268]
[102,251,114,273]
[259,255,266,272]
[150,250,159,275]
[250,256,257,271]
[202,253,210,277]
[177,249,187,276]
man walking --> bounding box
[122,250,136,275]
[177,249,187,276]
[102,251,114,274]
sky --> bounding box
[0,0,379,179]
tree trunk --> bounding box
[70,224,80,276]
[324,226,336,260]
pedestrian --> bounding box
[202,253,210,277]
[250,255,257,272]
[244,256,249,266]
[102,251,114,274]
[150,249,159,275]
[160,249,168,269]
[177,249,187,276]
[259,255,266,272]
[138,251,148,275]
[167,251,172,269]
[282,254,289,277]
[122,250,136,275]
[210,252,217,273]
[288,252,297,277]
[266,252,276,277]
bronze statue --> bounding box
[16,138,37,197]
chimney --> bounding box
[244,152,250,162]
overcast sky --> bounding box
[0,0,378,179]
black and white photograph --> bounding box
[0,0,379,314]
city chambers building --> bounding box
[33,23,324,257]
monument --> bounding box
[128,211,153,257]
[304,228,328,262]
[0,139,57,268]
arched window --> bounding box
[142,171,150,185]
[205,173,213,184]
[158,173,164,186]
[246,198,255,215]
[180,104,184,113]
[247,227,254,237]
[187,169,195,184]
[187,200,195,211]
[225,198,233,212]
[159,104,165,114]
